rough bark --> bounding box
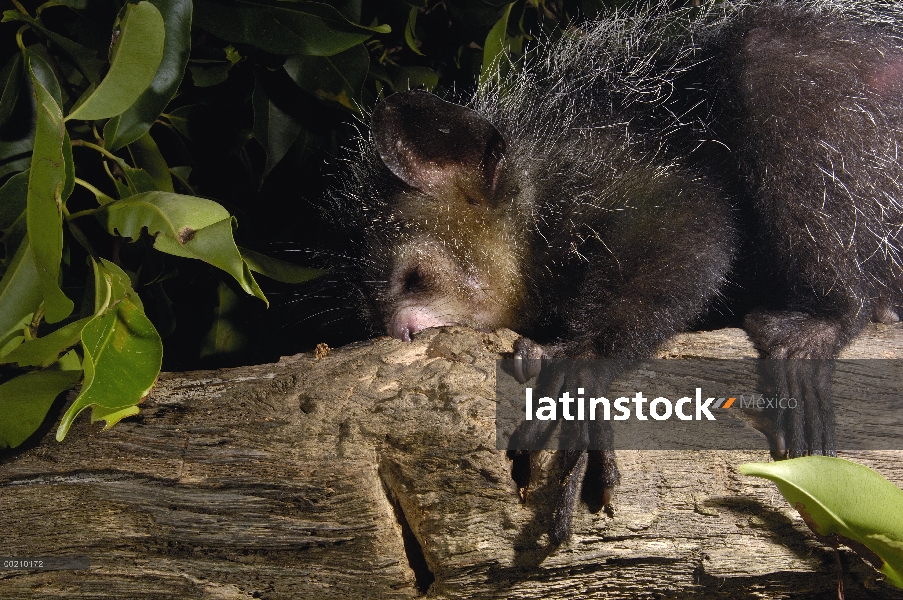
[1,324,903,599]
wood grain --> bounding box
[2,324,902,599]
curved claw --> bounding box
[753,359,836,460]
[513,337,546,383]
[513,354,528,384]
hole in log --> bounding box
[509,451,531,495]
[380,475,435,595]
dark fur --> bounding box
[329,1,903,545]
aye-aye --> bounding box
[329,0,903,544]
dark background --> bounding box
[0,0,697,371]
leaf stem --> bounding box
[36,1,66,18]
[11,0,29,16]
[15,26,28,52]
[73,177,116,205]
[71,139,120,162]
[101,161,120,190]
[91,123,104,145]
[27,305,45,340]
[62,205,101,259]
[66,207,100,220]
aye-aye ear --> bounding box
[371,90,507,195]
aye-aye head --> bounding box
[364,90,534,342]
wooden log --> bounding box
[1,324,903,599]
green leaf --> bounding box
[224,45,242,64]
[26,57,73,324]
[385,64,438,92]
[1,316,92,368]
[0,53,23,126]
[67,2,166,121]
[127,132,174,192]
[56,259,162,441]
[283,43,369,110]
[169,165,191,183]
[240,247,324,283]
[290,126,320,166]
[88,404,141,428]
[0,169,29,269]
[168,166,194,194]
[200,280,246,359]
[25,47,62,108]
[0,50,48,179]
[111,175,130,200]
[740,457,903,589]
[0,352,82,449]
[193,0,389,57]
[62,128,74,204]
[94,191,267,304]
[57,0,91,9]
[0,136,33,180]
[100,148,163,198]
[404,6,424,56]
[0,241,42,357]
[118,163,158,197]
[252,73,303,182]
[2,12,107,85]
[146,279,177,337]
[188,60,232,87]
[104,0,192,150]
[480,2,515,89]
[164,105,199,140]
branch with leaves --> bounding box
[0,0,558,449]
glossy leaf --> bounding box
[105,0,193,150]
[111,175,131,200]
[193,0,389,57]
[0,352,82,449]
[127,132,174,192]
[164,105,199,140]
[94,192,267,303]
[168,166,193,194]
[740,457,903,589]
[57,0,91,9]
[1,49,65,180]
[404,7,424,56]
[0,50,50,179]
[0,241,42,357]
[26,47,62,108]
[146,280,177,338]
[26,57,73,324]
[291,127,320,166]
[62,128,74,205]
[189,60,232,87]
[0,135,33,180]
[385,64,438,92]
[67,2,166,121]
[480,2,514,88]
[0,169,28,269]
[118,164,158,197]
[3,11,106,85]
[200,280,246,359]
[0,53,22,126]
[284,44,369,110]
[57,259,162,441]
[240,247,324,283]
[101,148,163,198]
[252,74,302,181]
[1,316,91,368]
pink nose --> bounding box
[389,307,452,342]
